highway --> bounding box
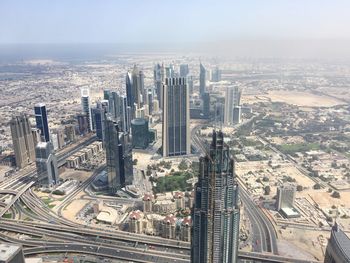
[0,132,321,263]
[239,186,278,253]
[0,219,318,263]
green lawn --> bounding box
[277,143,320,155]
[2,213,12,219]
[153,171,192,193]
[42,198,53,205]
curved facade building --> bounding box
[131,118,149,149]
[324,223,350,263]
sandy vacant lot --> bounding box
[304,190,350,208]
[283,165,315,188]
[244,91,345,107]
[62,198,90,222]
[279,228,326,261]
[267,91,345,107]
[60,170,92,182]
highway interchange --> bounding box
[0,132,319,262]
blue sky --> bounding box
[1,0,350,44]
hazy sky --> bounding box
[1,0,350,44]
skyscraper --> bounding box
[199,63,206,96]
[211,67,221,82]
[187,75,194,94]
[34,103,50,142]
[77,113,89,135]
[81,88,93,132]
[10,115,36,169]
[64,124,76,143]
[147,90,153,115]
[324,222,350,263]
[93,101,106,141]
[276,183,296,213]
[131,118,150,149]
[120,96,131,133]
[191,131,240,263]
[111,91,121,120]
[104,115,126,194]
[180,64,189,77]
[56,128,65,149]
[35,142,59,185]
[202,92,210,119]
[224,86,241,125]
[154,63,164,110]
[31,128,41,147]
[126,65,144,118]
[162,77,190,157]
[233,106,242,124]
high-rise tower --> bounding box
[191,131,240,263]
[34,103,50,142]
[104,114,134,193]
[224,86,241,125]
[81,88,93,132]
[35,142,59,185]
[162,77,190,157]
[10,115,36,169]
[180,64,189,77]
[199,63,206,96]
[104,115,125,193]
[126,65,144,118]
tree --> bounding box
[178,160,188,171]
[331,161,338,168]
[264,186,271,195]
[331,191,340,198]
[313,183,321,190]
[132,159,138,165]
[262,176,269,182]
[296,185,303,192]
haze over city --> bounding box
[0,1,349,263]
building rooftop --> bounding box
[129,210,143,220]
[96,207,119,224]
[332,223,350,261]
[0,243,22,261]
[281,207,300,217]
[143,193,153,201]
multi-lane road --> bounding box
[0,133,320,263]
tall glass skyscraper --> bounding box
[191,130,240,263]
[104,115,125,194]
[162,77,190,157]
[35,142,59,185]
[126,65,144,118]
[81,87,93,132]
[92,101,106,142]
[34,103,50,142]
[199,63,206,96]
